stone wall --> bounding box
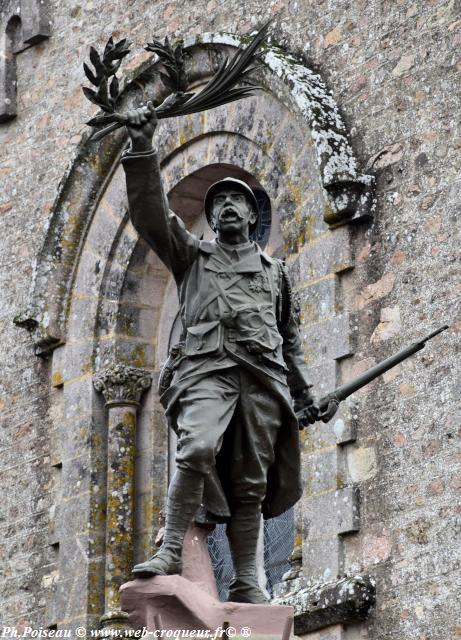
[0,1,459,638]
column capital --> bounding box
[93,363,152,407]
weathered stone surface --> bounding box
[346,446,378,483]
[273,575,375,635]
[301,314,354,363]
[0,0,51,122]
[336,486,360,535]
[0,2,459,638]
[299,227,353,281]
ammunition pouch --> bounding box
[184,320,224,357]
[233,305,282,355]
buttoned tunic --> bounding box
[122,149,313,519]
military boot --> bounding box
[132,467,204,578]
[226,502,269,604]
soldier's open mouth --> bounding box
[221,207,242,221]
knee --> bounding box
[230,479,267,504]
[176,435,216,474]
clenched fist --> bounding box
[124,101,158,153]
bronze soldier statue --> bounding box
[121,103,338,604]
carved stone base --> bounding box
[121,576,293,637]
[99,610,132,635]
[272,575,375,635]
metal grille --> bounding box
[263,508,294,593]
[208,508,294,601]
[207,524,234,601]
[250,188,271,250]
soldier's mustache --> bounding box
[220,206,243,219]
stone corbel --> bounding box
[93,363,152,630]
[0,0,51,122]
[323,177,375,227]
[273,575,376,635]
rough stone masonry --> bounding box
[0,1,459,639]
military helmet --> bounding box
[204,177,260,233]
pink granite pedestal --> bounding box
[120,526,293,638]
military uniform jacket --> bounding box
[122,148,312,518]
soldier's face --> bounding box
[212,189,257,237]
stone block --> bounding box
[133,490,155,539]
[302,533,342,584]
[301,314,354,364]
[91,297,119,338]
[54,496,91,553]
[100,169,129,221]
[53,573,89,622]
[116,302,161,342]
[122,257,169,306]
[67,296,100,341]
[336,486,360,535]
[346,446,378,483]
[353,273,396,310]
[299,226,353,281]
[72,249,109,299]
[63,377,95,420]
[269,119,310,174]
[136,405,164,453]
[244,96,289,149]
[85,204,121,259]
[332,400,357,445]
[302,358,337,397]
[95,337,156,371]
[303,447,341,496]
[304,493,341,539]
[52,338,94,386]
[60,455,92,499]
[113,226,140,270]
[176,111,208,147]
[229,94,261,139]
[299,277,339,325]
[58,413,106,464]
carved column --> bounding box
[93,364,152,631]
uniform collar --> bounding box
[199,239,275,266]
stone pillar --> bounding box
[93,364,152,631]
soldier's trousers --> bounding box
[174,367,282,506]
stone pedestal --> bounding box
[181,525,219,599]
[121,524,293,638]
[121,576,293,638]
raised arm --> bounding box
[121,103,199,280]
